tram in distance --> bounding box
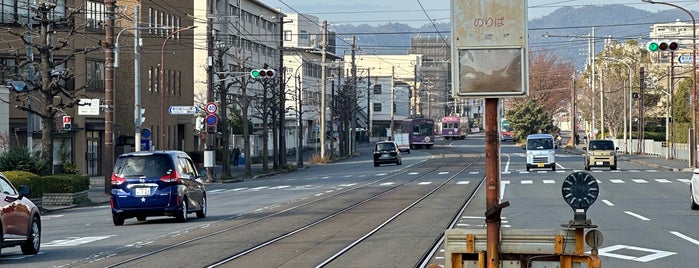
[401,117,435,149]
[440,115,468,140]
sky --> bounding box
[269,0,698,27]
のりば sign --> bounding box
[451,0,529,97]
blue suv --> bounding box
[110,150,206,226]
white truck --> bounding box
[393,132,411,154]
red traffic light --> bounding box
[62,116,71,124]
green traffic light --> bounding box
[647,42,659,52]
[251,69,260,78]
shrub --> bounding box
[0,147,49,175]
[41,174,89,193]
[3,170,44,198]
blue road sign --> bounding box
[141,139,150,150]
[678,55,697,64]
[141,128,151,139]
[206,114,218,126]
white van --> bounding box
[523,134,556,171]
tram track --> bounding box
[73,144,483,268]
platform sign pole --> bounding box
[452,0,528,267]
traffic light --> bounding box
[250,69,276,79]
[646,40,679,52]
[136,108,145,125]
[62,115,72,131]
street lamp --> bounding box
[602,57,633,154]
[160,25,196,150]
[642,0,697,167]
[115,9,170,151]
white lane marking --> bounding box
[44,235,116,247]
[678,179,691,183]
[632,179,648,183]
[456,181,470,184]
[377,173,388,176]
[418,182,433,185]
[500,180,510,200]
[655,179,671,183]
[408,172,419,175]
[228,188,248,192]
[624,211,650,221]
[380,182,395,186]
[438,172,450,175]
[268,185,291,189]
[339,183,358,187]
[597,244,676,262]
[670,231,699,246]
[610,179,625,184]
[521,180,533,184]
[602,199,615,206]
[543,180,556,184]
[468,171,479,175]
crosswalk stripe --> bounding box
[632,179,648,183]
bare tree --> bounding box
[4,3,98,173]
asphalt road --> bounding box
[1,136,697,268]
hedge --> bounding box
[41,174,90,193]
[3,171,44,198]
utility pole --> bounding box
[26,13,33,151]
[204,3,215,182]
[320,21,328,160]
[133,6,142,152]
[367,68,371,142]
[350,36,357,154]
[639,67,645,154]
[390,66,395,137]
[103,0,115,191]
[279,15,287,167]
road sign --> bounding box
[168,106,199,115]
[451,0,528,97]
[78,98,100,115]
[678,55,697,64]
[140,139,150,151]
[141,128,151,139]
[205,102,218,114]
[206,114,218,126]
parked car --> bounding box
[501,131,514,142]
[110,150,207,226]
[0,172,41,255]
[373,141,402,167]
[583,140,618,170]
[691,169,699,210]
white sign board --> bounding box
[78,98,100,115]
[168,106,199,115]
[451,0,529,97]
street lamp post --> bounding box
[115,7,169,152]
[602,57,633,154]
[642,0,696,167]
[160,26,196,150]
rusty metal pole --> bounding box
[485,98,500,267]
[103,0,115,192]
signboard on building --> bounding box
[78,98,100,115]
[451,0,529,97]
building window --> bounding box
[148,67,153,92]
[0,58,18,83]
[373,85,382,94]
[86,60,104,91]
[176,71,181,96]
[1,0,65,24]
[373,103,382,112]
[85,1,105,30]
[284,30,292,41]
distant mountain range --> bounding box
[329,4,699,68]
